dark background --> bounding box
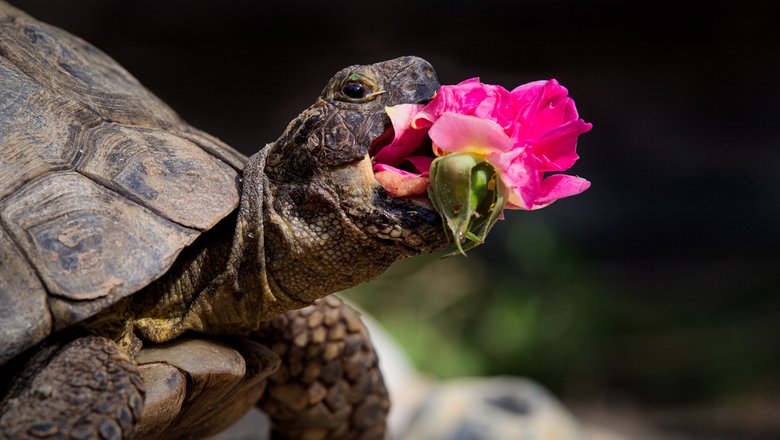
[8,1,780,438]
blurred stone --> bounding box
[207,408,270,440]
[400,377,581,440]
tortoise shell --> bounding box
[0,2,248,364]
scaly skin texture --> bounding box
[0,336,144,439]
[88,56,446,353]
[254,297,389,440]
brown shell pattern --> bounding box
[0,1,249,364]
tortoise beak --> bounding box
[381,56,440,107]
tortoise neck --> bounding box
[129,211,243,342]
[217,148,312,320]
[132,148,305,343]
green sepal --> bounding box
[427,153,506,257]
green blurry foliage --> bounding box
[345,213,603,385]
[345,212,780,405]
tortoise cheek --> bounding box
[323,156,378,201]
[318,112,371,167]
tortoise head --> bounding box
[258,56,448,302]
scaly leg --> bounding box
[253,296,389,440]
[0,335,144,440]
[0,333,279,440]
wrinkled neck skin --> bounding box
[129,147,406,347]
[263,153,408,304]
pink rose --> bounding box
[372,78,592,210]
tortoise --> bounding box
[0,1,446,438]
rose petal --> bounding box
[404,156,434,175]
[373,104,427,166]
[489,148,540,210]
[531,174,591,209]
[429,113,513,156]
[373,163,420,176]
[527,80,578,138]
[374,165,430,198]
[507,80,547,126]
[510,79,588,144]
[415,78,515,132]
[427,78,483,116]
[528,119,592,171]
[473,84,513,128]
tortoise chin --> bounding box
[369,185,447,254]
[320,154,446,255]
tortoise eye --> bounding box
[342,82,367,99]
[335,74,382,103]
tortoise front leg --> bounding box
[252,297,390,440]
[133,336,279,439]
[0,334,279,440]
[0,335,144,440]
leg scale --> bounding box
[0,336,144,440]
[253,296,389,440]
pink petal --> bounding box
[428,113,513,156]
[416,79,516,133]
[511,80,548,96]
[489,148,541,210]
[510,79,583,142]
[508,80,548,124]
[456,77,483,86]
[404,156,434,175]
[372,104,428,166]
[413,77,485,126]
[529,80,579,137]
[528,119,592,171]
[504,79,591,172]
[373,163,421,177]
[374,165,430,198]
[473,84,513,128]
[531,174,591,209]
[490,141,590,210]
[373,157,432,177]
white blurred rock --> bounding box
[206,407,270,440]
[400,377,581,440]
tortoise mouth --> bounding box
[369,122,395,158]
[369,122,436,210]
[330,128,444,253]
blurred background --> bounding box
[9,0,779,438]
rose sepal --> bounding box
[428,153,506,256]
